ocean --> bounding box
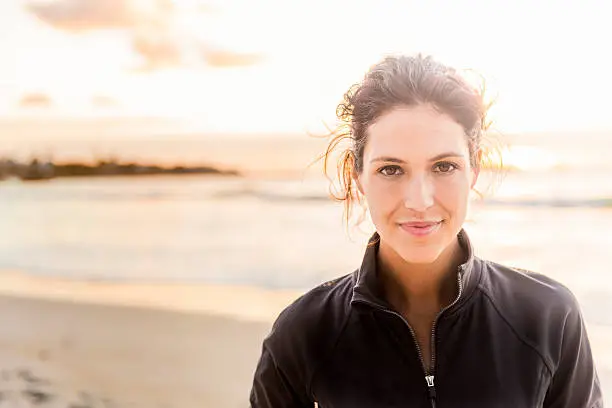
[1,126,612,298]
[0,161,611,301]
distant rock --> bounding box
[0,157,241,181]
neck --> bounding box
[377,236,464,316]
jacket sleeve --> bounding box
[542,297,603,408]
[250,343,314,408]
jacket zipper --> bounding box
[354,268,464,408]
[424,271,463,408]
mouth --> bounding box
[398,220,443,237]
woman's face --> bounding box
[356,104,480,264]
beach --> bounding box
[0,271,301,408]
[0,272,610,407]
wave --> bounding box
[481,197,612,208]
[213,189,612,208]
[3,178,612,208]
[216,189,612,208]
[211,188,332,202]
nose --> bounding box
[403,173,434,212]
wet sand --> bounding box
[0,271,300,408]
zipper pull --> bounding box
[425,375,437,407]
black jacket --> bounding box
[250,230,603,407]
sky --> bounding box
[2,0,612,134]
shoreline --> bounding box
[0,270,302,322]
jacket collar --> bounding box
[350,228,480,313]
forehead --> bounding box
[364,105,469,160]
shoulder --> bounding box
[269,272,354,340]
[262,272,356,381]
[479,258,580,316]
[478,259,584,368]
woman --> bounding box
[250,55,603,407]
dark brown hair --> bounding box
[319,54,501,226]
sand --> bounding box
[0,271,301,408]
[0,271,608,407]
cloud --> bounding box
[25,0,263,70]
[131,29,184,70]
[19,93,53,108]
[25,0,136,30]
[202,47,264,68]
[91,95,119,108]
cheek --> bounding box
[435,176,471,212]
[362,177,403,212]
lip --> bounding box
[399,221,442,237]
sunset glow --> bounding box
[3,0,612,133]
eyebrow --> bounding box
[370,152,464,164]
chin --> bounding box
[396,247,444,265]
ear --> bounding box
[470,149,482,189]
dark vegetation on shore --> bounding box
[0,157,240,181]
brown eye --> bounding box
[433,161,458,174]
[378,165,403,176]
